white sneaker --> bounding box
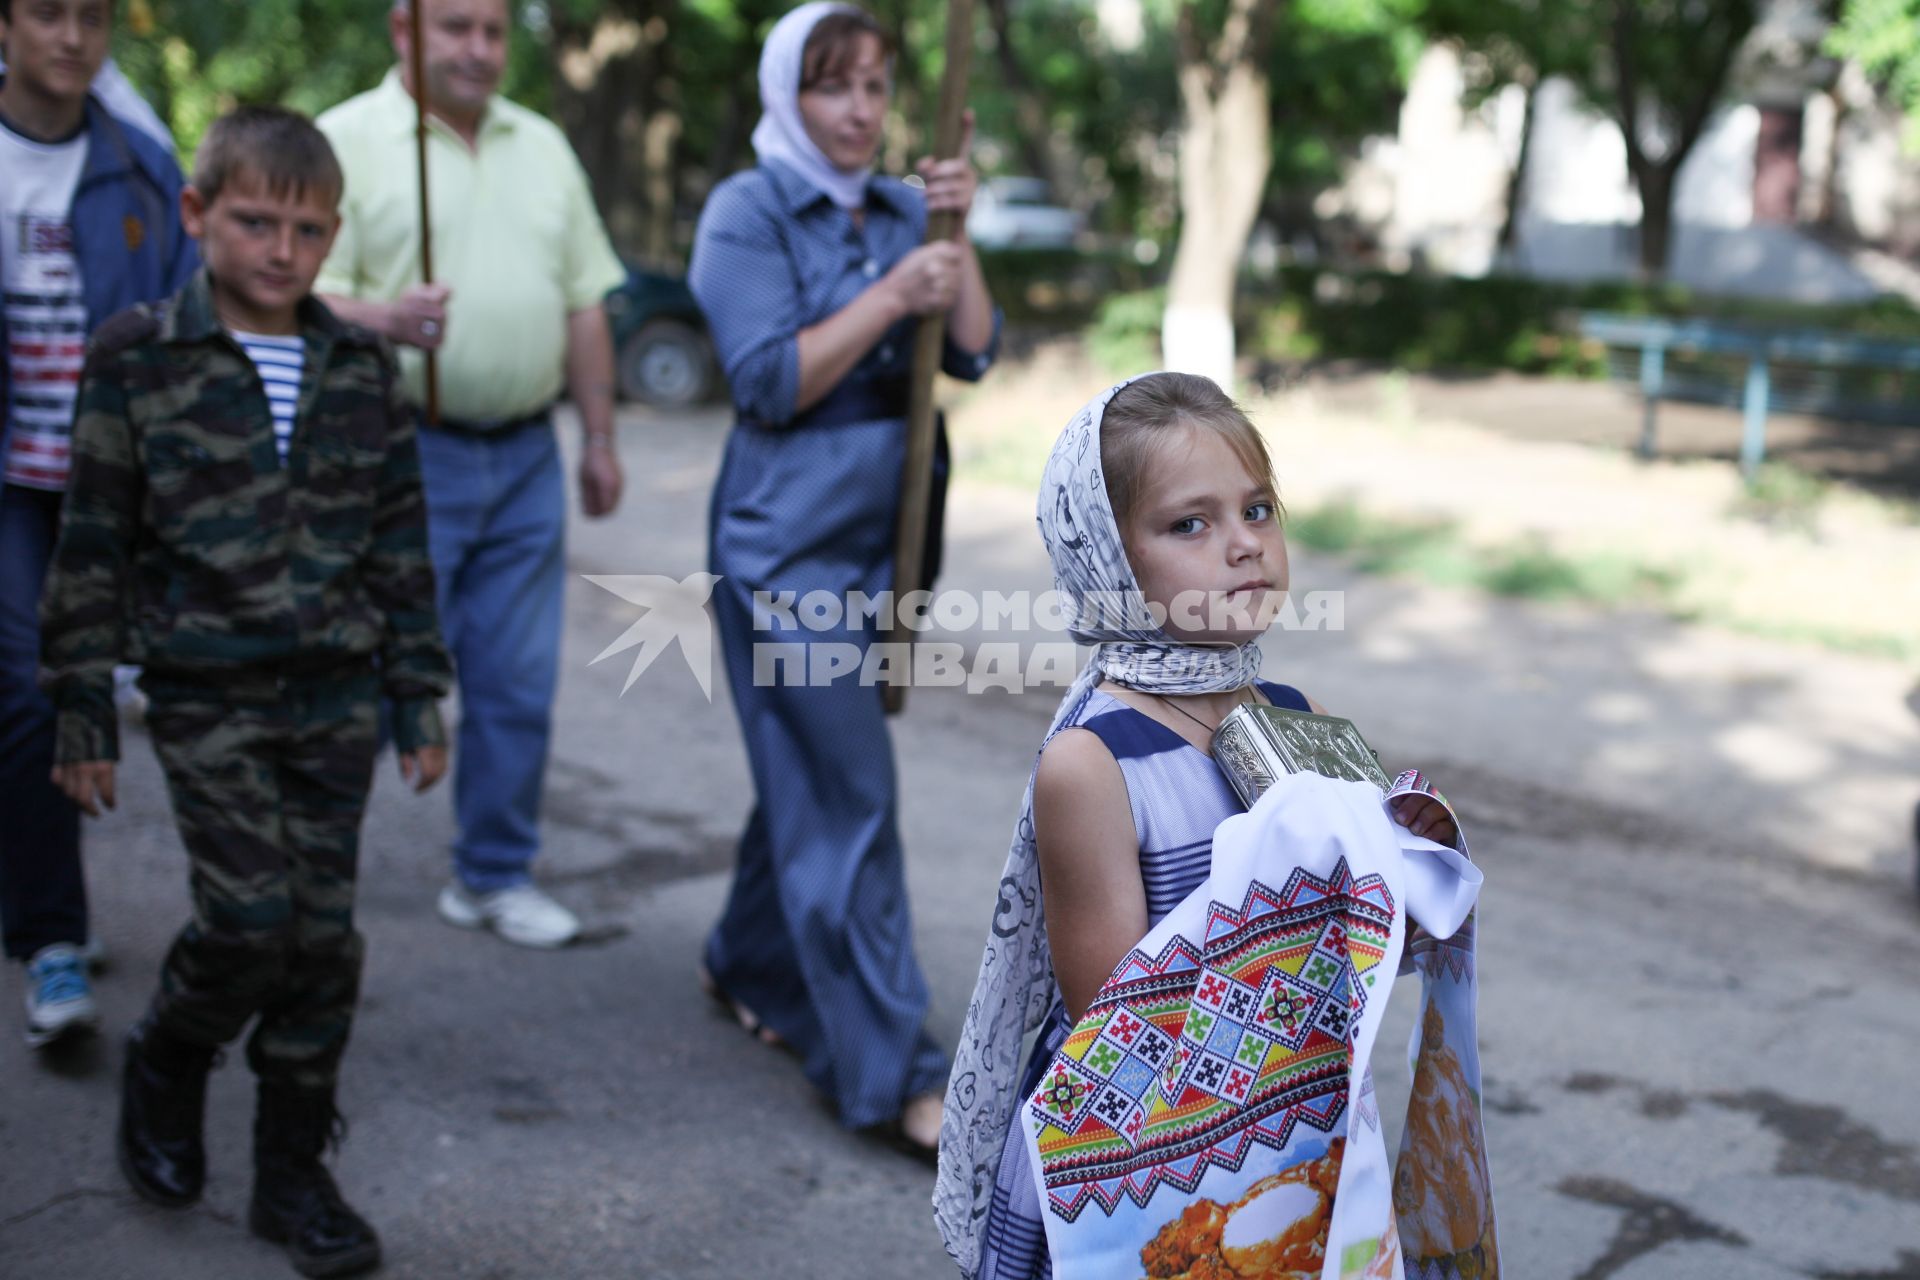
[24,943,100,1048]
[437,882,580,949]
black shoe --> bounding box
[117,1019,218,1208]
[248,1083,381,1277]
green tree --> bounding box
[1150,0,1426,385]
[1421,0,1588,256]
[1263,0,1427,253]
[1427,0,1764,278]
[1608,0,1762,275]
[1828,0,1920,149]
[111,0,554,160]
[101,0,1431,284]
[1158,0,1276,388]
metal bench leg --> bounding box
[1741,357,1770,478]
[1638,344,1665,459]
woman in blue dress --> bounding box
[687,1,998,1153]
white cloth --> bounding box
[231,332,305,464]
[91,59,173,150]
[936,374,1265,1276]
[1017,770,1493,1279]
[751,2,874,210]
[1,118,88,491]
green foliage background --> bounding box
[1829,0,1920,150]
[110,0,554,162]
[96,0,1908,349]
[106,0,1436,256]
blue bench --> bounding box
[1578,311,1920,476]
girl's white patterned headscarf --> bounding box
[934,373,1264,1276]
[751,2,875,211]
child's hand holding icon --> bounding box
[1392,792,1459,847]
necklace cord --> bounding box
[1159,695,1223,735]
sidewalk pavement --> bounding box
[2,400,1916,1279]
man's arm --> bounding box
[567,303,622,518]
[552,137,627,517]
[319,287,450,352]
[318,294,391,337]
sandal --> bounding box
[882,1091,943,1165]
[696,964,785,1048]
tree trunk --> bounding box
[549,4,679,263]
[705,89,750,199]
[877,0,923,170]
[699,2,783,202]
[1162,0,1276,392]
[643,110,684,263]
[1496,79,1537,261]
[1634,162,1677,277]
[1814,83,1845,229]
[1606,0,1752,281]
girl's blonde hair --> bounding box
[1100,373,1278,526]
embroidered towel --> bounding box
[1018,770,1496,1279]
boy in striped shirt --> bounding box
[39,106,450,1277]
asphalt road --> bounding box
[3,403,1917,1280]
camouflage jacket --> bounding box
[40,270,451,764]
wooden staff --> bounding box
[408,0,441,423]
[883,0,976,716]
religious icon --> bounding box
[1213,705,1392,809]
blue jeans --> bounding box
[0,484,87,960]
[414,419,566,894]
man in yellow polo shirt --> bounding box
[317,0,626,949]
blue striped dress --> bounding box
[979,678,1312,1280]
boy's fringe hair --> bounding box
[1100,372,1279,527]
[192,105,343,208]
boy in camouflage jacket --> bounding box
[38,106,449,1278]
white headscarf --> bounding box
[934,374,1266,1277]
[751,2,875,211]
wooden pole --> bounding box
[408,0,440,424]
[883,0,975,716]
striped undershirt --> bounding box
[231,332,304,463]
[2,118,90,491]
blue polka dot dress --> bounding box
[979,680,1311,1280]
[688,159,998,1128]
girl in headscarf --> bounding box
[687,2,998,1154]
[933,373,1458,1278]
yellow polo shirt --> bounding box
[316,70,626,422]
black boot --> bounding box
[117,1018,218,1208]
[248,1082,381,1278]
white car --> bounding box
[967,177,1082,250]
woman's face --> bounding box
[1119,426,1290,645]
[796,33,890,172]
